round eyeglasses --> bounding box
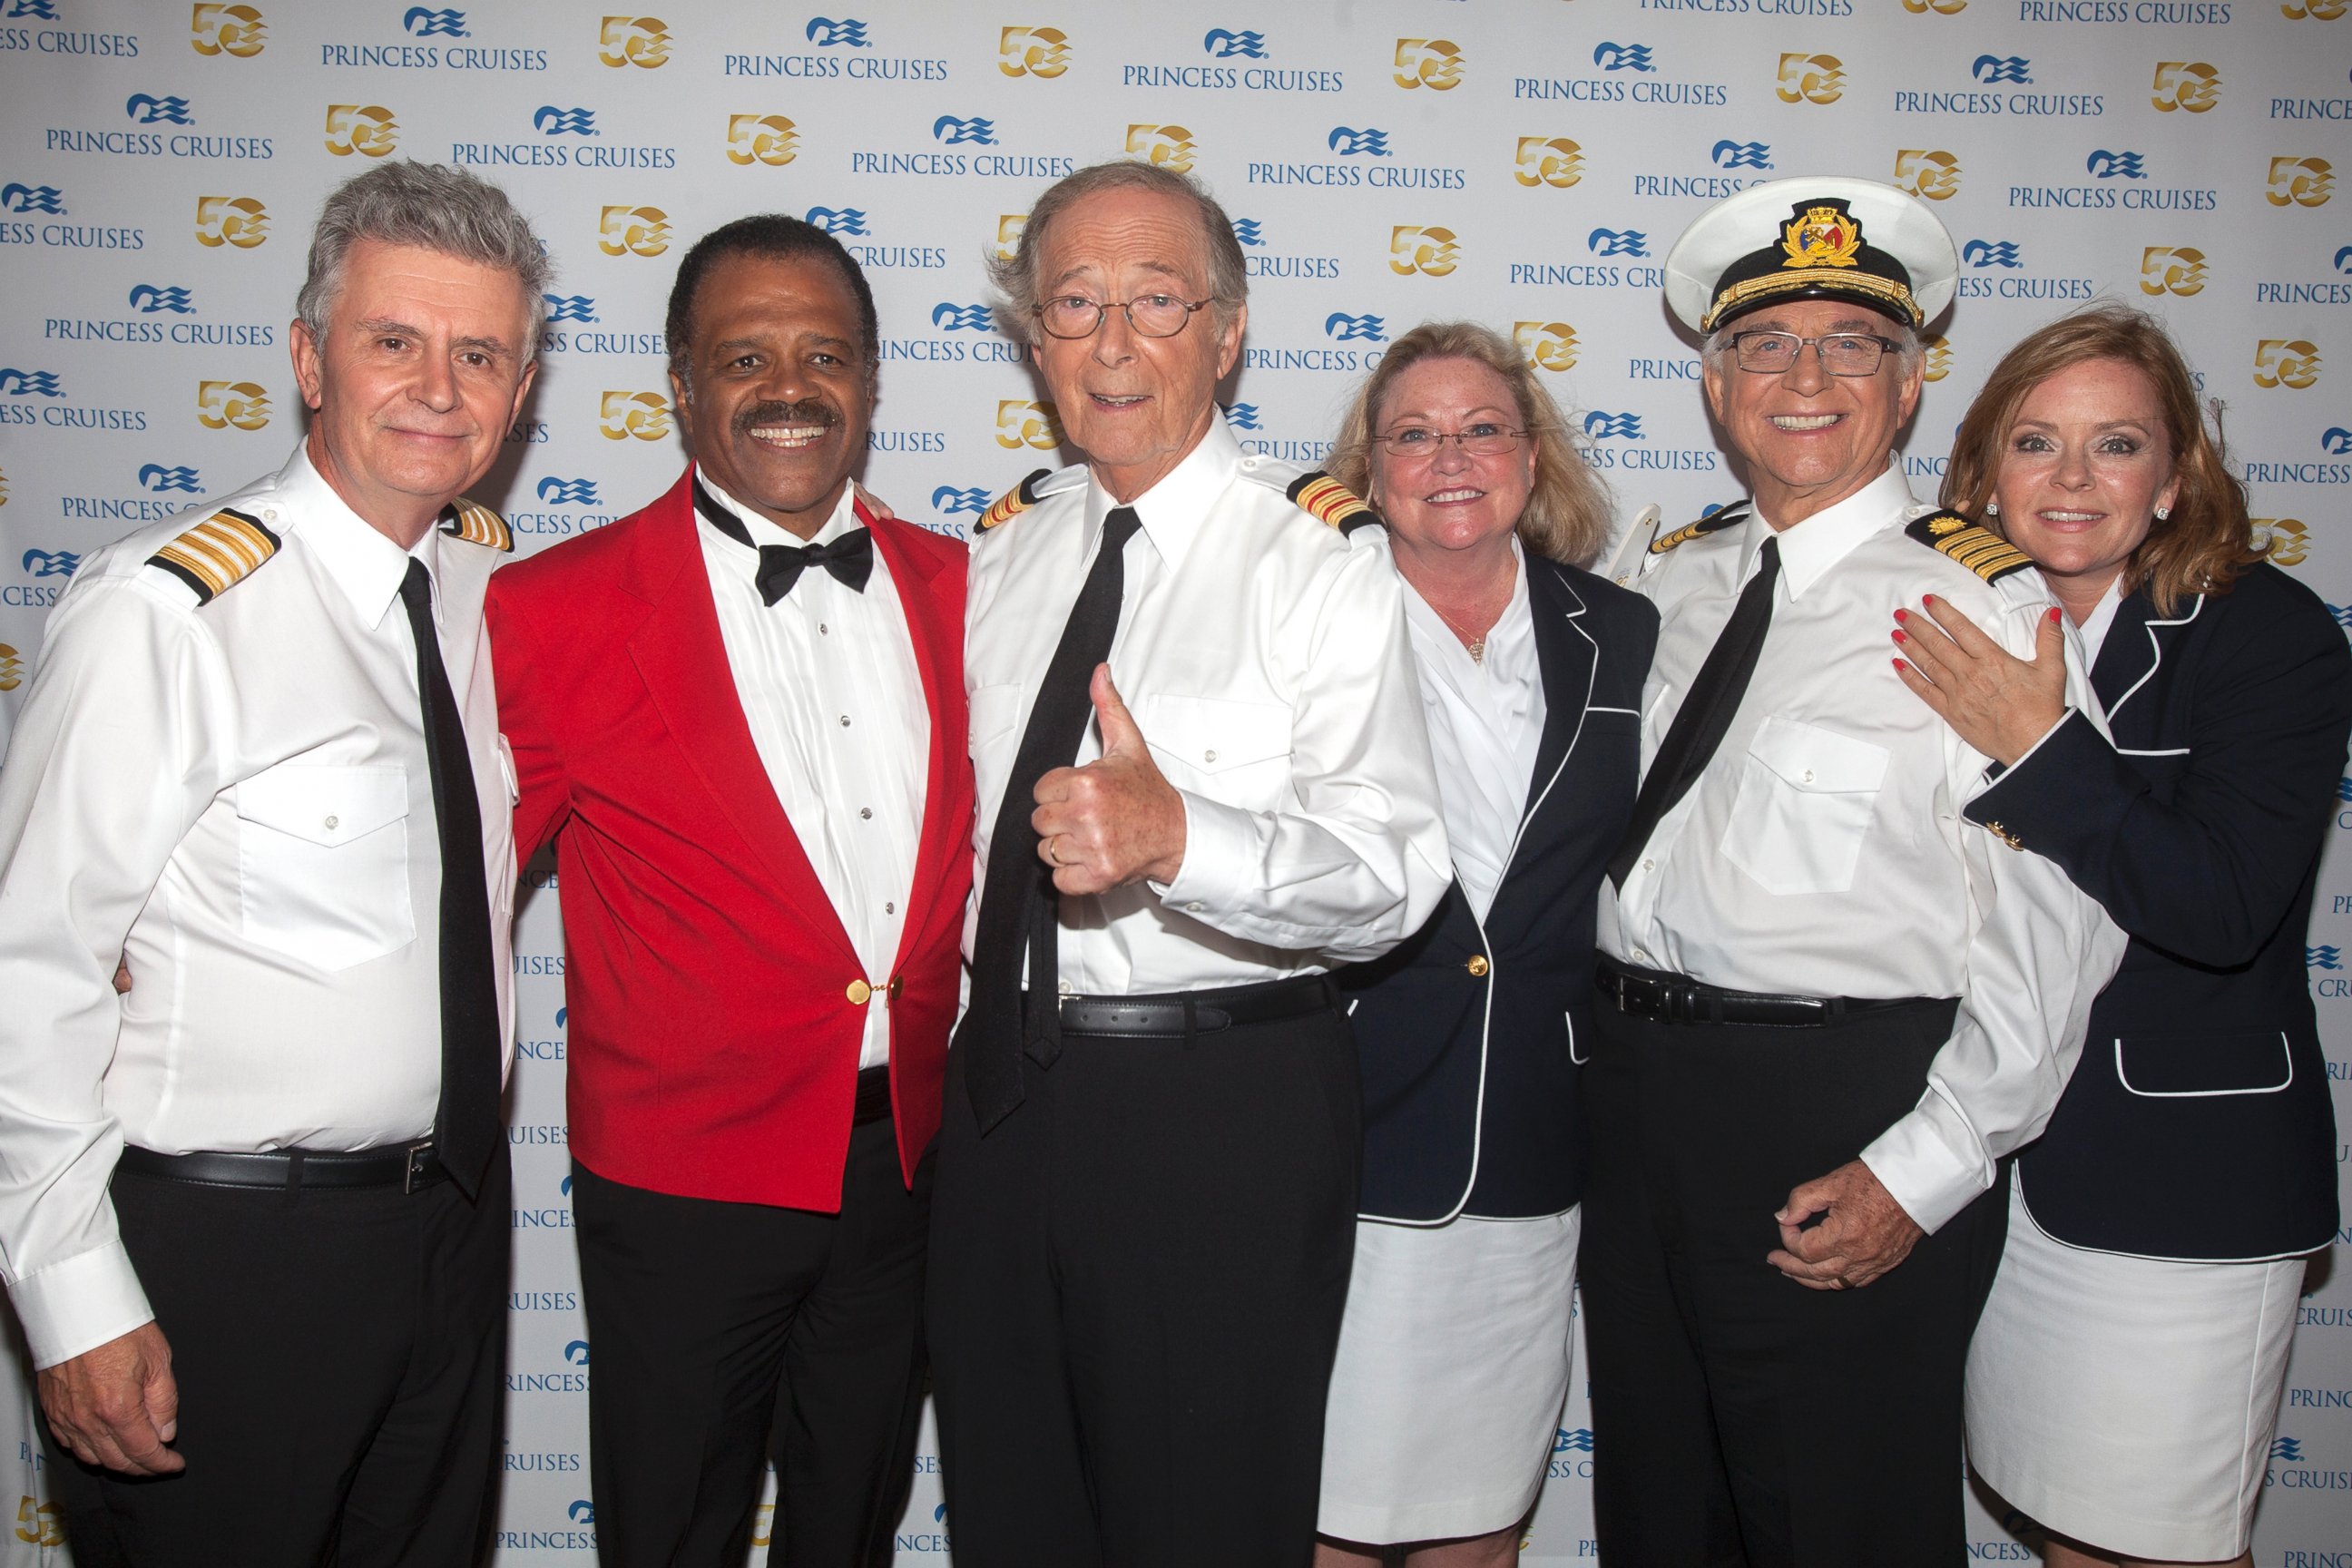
[1729,331,1902,377]
[1373,423,1530,458]
[1034,293,1216,340]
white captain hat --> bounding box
[1662,175,1957,336]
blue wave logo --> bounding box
[2086,150,2147,180]
[931,486,990,514]
[554,1005,567,1027]
[2331,603,2352,630]
[930,302,993,331]
[806,16,870,46]
[127,284,194,315]
[804,207,867,235]
[1221,401,1261,430]
[4,0,58,16]
[563,1340,590,1365]
[534,106,598,135]
[1592,42,1655,72]
[535,477,601,505]
[138,464,201,494]
[1554,1427,1596,1454]
[1584,412,1645,440]
[2320,427,2352,455]
[2273,1436,2307,1461]
[2308,947,2343,972]
[124,93,193,125]
[0,182,64,214]
[2335,245,2352,276]
[1713,141,1773,170]
[1587,228,1649,258]
[403,6,468,36]
[568,1500,594,1524]
[1328,126,1392,157]
[21,549,79,579]
[935,1503,948,1523]
[1324,312,1387,342]
[1203,27,1267,57]
[559,1172,573,1197]
[2337,777,2352,802]
[1231,218,1265,247]
[933,115,996,145]
[1973,54,2032,83]
[543,294,597,324]
[1962,240,2023,269]
[0,368,63,397]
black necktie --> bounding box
[397,560,501,1198]
[1607,534,1781,891]
[964,506,1143,1132]
[693,481,873,603]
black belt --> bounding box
[1596,957,1935,1029]
[1036,973,1338,1040]
[119,1139,449,1193]
[853,1064,892,1127]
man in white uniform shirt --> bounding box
[1581,178,2127,1565]
[0,161,538,1565]
[929,162,1452,1568]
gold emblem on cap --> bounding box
[1781,204,1863,271]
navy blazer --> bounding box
[1965,563,2352,1259]
[1338,558,1658,1222]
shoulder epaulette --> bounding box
[975,467,1052,534]
[1285,470,1383,535]
[439,496,512,553]
[1649,502,1749,555]
[146,506,280,605]
[1905,508,2033,583]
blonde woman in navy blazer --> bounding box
[1893,305,2352,1568]
[1312,322,1656,1568]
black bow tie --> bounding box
[693,480,874,604]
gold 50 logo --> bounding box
[2254,339,2322,389]
[2252,517,2310,564]
[325,104,398,157]
[1514,137,1583,190]
[1894,149,1962,201]
[1902,0,1966,12]
[994,213,1027,261]
[13,1497,62,1548]
[1514,321,1579,373]
[996,399,1063,450]
[1394,38,1463,90]
[1777,54,1844,104]
[2268,156,2334,207]
[1124,124,1195,173]
[198,379,270,430]
[1000,25,1071,78]
[1922,335,1955,381]
[2140,247,2209,296]
[2151,62,2221,113]
[0,644,21,695]
[726,114,798,166]
[599,205,670,257]
[190,3,267,55]
[600,16,671,67]
[195,194,268,248]
[2281,0,2345,16]
[1390,226,1459,277]
[600,390,671,441]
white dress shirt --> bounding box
[965,413,1452,995]
[1600,465,2126,1233]
[1399,540,1546,921]
[0,447,516,1368]
[695,474,927,1069]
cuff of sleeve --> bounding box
[1964,708,2082,814]
[1150,790,1255,916]
[1858,1094,1991,1236]
[9,1243,153,1370]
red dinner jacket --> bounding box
[484,469,973,1209]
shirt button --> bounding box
[859,807,873,819]
[1184,901,1205,913]
[1203,749,1217,763]
[847,979,872,1004]
[1801,769,1816,784]
[818,622,829,635]
[885,900,896,915]
[1057,979,1073,995]
[324,815,339,831]
[838,715,851,728]
[1633,947,1651,964]
[1642,858,1654,871]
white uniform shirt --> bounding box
[0,447,516,1369]
[696,474,927,1070]
[1400,541,1546,921]
[1600,465,2126,1233]
[965,414,1452,995]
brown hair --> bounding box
[1329,320,1612,566]
[1940,303,2259,615]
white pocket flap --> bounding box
[236,764,409,848]
[1137,694,1293,774]
[1745,716,1889,795]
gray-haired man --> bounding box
[0,160,542,1565]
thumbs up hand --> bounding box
[1031,663,1188,895]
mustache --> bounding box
[734,398,840,435]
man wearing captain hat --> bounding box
[1579,176,2126,1563]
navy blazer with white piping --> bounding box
[1338,557,1658,1222]
[1965,562,2352,1259]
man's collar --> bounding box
[1748,459,1913,599]
[273,445,436,629]
[695,470,859,551]
[1080,412,1239,571]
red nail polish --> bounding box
[2047,607,2062,622]
[1892,629,1907,643]
[1893,607,1908,622]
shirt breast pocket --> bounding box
[235,763,415,971]
[969,682,1026,760]
[1719,716,1888,897]
[1136,693,1294,808]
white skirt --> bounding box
[1965,1179,2307,1561]
[1318,1208,1580,1546]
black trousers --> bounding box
[569,1112,931,1568]
[1580,995,2008,1568]
[50,1149,511,1568]
[927,994,1359,1568]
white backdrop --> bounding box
[1,0,2347,1561]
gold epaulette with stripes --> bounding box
[146,506,280,605]
[1286,470,1383,534]
[975,468,1052,534]
[438,496,512,552]
[1649,503,1747,555]
[1905,509,2033,583]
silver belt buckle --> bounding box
[403,1139,435,1195]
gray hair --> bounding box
[987,160,1248,345]
[296,160,553,358]
[1701,316,1924,377]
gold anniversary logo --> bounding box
[1394,38,1464,90]
[1124,124,1196,174]
[0,645,21,696]
[726,114,798,166]
[2252,518,2310,564]
[1921,335,1955,381]
[599,390,671,441]
[2254,339,2322,389]
[13,1497,63,1548]
[1000,25,1071,78]
[194,194,268,248]
[995,399,1063,450]
[2281,0,2345,17]
[1902,0,1967,12]
[0,462,8,508]
[2140,247,2209,296]
[1894,149,1962,201]
[600,16,671,67]
[1390,226,1460,278]
[325,104,398,157]
[2151,62,2221,113]
[190,3,267,55]
[1514,137,1583,189]
[2268,156,2334,207]
[994,213,1028,261]
[1514,322,1579,373]
[1777,54,1844,105]
[599,205,670,257]
[198,380,270,431]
